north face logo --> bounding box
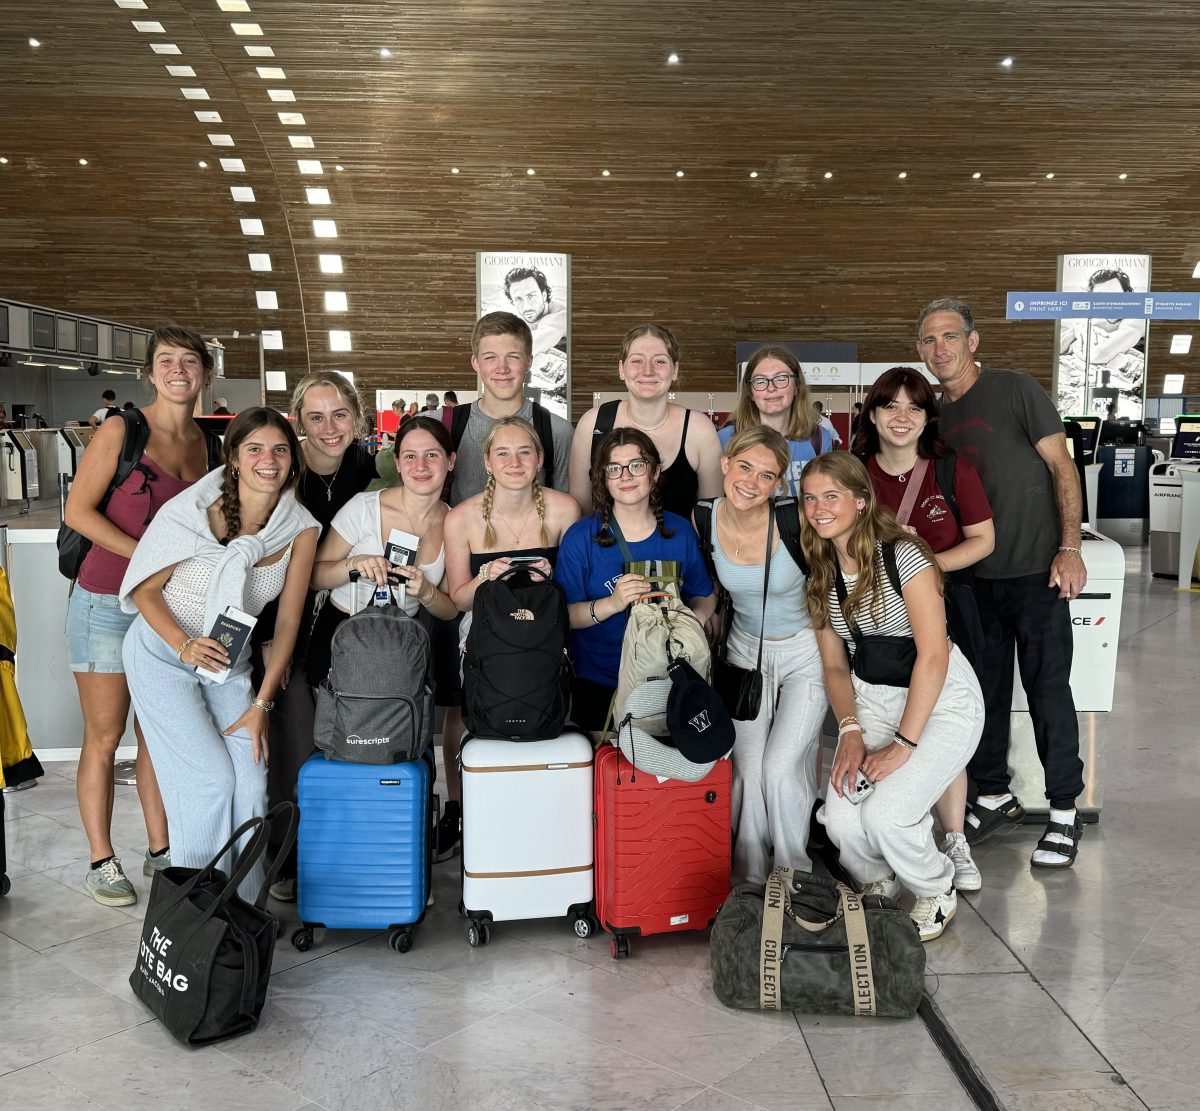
[688,710,712,733]
[509,608,535,622]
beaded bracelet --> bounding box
[893,731,918,750]
[176,636,197,663]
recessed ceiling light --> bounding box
[972,172,982,179]
[277,112,305,125]
[526,168,536,176]
[318,254,343,274]
[240,218,265,236]
[248,253,272,272]
[256,291,279,310]
[231,22,264,36]
[1164,373,1186,393]
[150,43,181,55]
[261,330,283,350]
[312,219,338,238]
[231,186,255,202]
[898,171,907,179]
[220,157,246,172]
[380,48,392,58]
[180,87,210,100]
[676,170,685,178]
[114,1,149,8]
[749,171,758,178]
[324,292,348,312]
[0,158,9,165]
[334,164,344,172]
[601,169,610,177]
[297,159,323,175]
[1045,172,1055,179]
[667,53,680,64]
[256,66,286,80]
[823,171,833,179]
[217,0,252,11]
[450,167,460,174]
[288,135,315,149]
[306,187,331,204]
[245,45,274,57]
[78,158,89,166]
[166,64,195,77]
[328,330,352,352]
[208,133,235,147]
[194,110,222,123]
[1000,56,1013,67]
[132,21,165,33]
[198,160,208,168]
[29,38,41,47]
[1170,335,1192,355]
[1118,172,1128,180]
[267,89,296,102]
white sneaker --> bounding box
[860,874,901,901]
[269,877,296,902]
[911,888,957,942]
[943,832,982,892]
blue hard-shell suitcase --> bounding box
[292,751,433,953]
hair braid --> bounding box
[649,485,675,539]
[220,466,243,543]
[597,502,616,548]
[532,479,549,548]
[481,472,497,549]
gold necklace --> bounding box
[309,452,345,502]
[500,503,535,545]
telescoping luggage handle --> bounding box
[759,867,877,1016]
[347,568,406,612]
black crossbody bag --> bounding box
[834,544,917,688]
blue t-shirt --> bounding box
[554,511,714,687]
[717,424,833,497]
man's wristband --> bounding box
[1057,546,1082,556]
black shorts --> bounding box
[570,674,616,733]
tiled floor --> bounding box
[2,548,1196,1111]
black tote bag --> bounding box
[129,804,297,1046]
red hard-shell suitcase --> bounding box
[593,745,732,959]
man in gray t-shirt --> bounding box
[918,297,1086,871]
[449,312,573,505]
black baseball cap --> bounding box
[666,659,735,763]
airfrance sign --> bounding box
[1007,292,1200,320]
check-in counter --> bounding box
[0,522,137,760]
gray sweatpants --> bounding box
[123,616,267,900]
[821,645,983,897]
[726,624,826,885]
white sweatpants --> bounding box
[124,616,268,900]
[821,645,983,897]
[726,624,826,885]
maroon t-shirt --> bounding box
[77,455,196,595]
[867,454,993,555]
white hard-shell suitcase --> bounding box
[460,733,596,946]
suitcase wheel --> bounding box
[467,919,491,948]
[571,913,593,940]
[0,874,9,898]
[610,935,631,960]
[388,928,415,954]
[291,927,315,952]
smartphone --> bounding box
[508,555,542,566]
[842,770,874,806]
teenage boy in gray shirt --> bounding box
[449,312,573,504]
[917,297,1086,870]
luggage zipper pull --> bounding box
[620,714,636,782]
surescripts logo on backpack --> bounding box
[345,733,391,748]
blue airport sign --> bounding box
[1006,291,1200,320]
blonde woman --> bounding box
[718,345,833,497]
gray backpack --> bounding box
[314,601,435,765]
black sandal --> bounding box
[1031,817,1083,869]
[964,796,1025,844]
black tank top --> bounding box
[468,546,559,576]
[590,400,699,519]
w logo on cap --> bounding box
[688,709,712,733]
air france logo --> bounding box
[1071,616,1106,626]
[688,709,712,733]
[509,608,535,622]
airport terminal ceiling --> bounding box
[2,0,1199,413]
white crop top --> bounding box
[162,549,293,639]
[826,541,933,653]
[328,490,446,617]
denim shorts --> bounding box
[66,585,138,673]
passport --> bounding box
[197,606,256,685]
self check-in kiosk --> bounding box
[1065,415,1101,465]
[3,430,41,504]
[57,425,95,479]
[1148,416,1200,580]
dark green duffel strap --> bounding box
[759,867,791,1009]
[837,883,876,1017]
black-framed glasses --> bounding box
[603,459,650,479]
[749,373,795,392]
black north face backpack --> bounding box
[463,567,572,741]
[314,593,435,764]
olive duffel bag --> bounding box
[710,867,925,1018]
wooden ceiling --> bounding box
[3,1,1200,415]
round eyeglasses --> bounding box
[749,373,796,392]
[603,459,650,479]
